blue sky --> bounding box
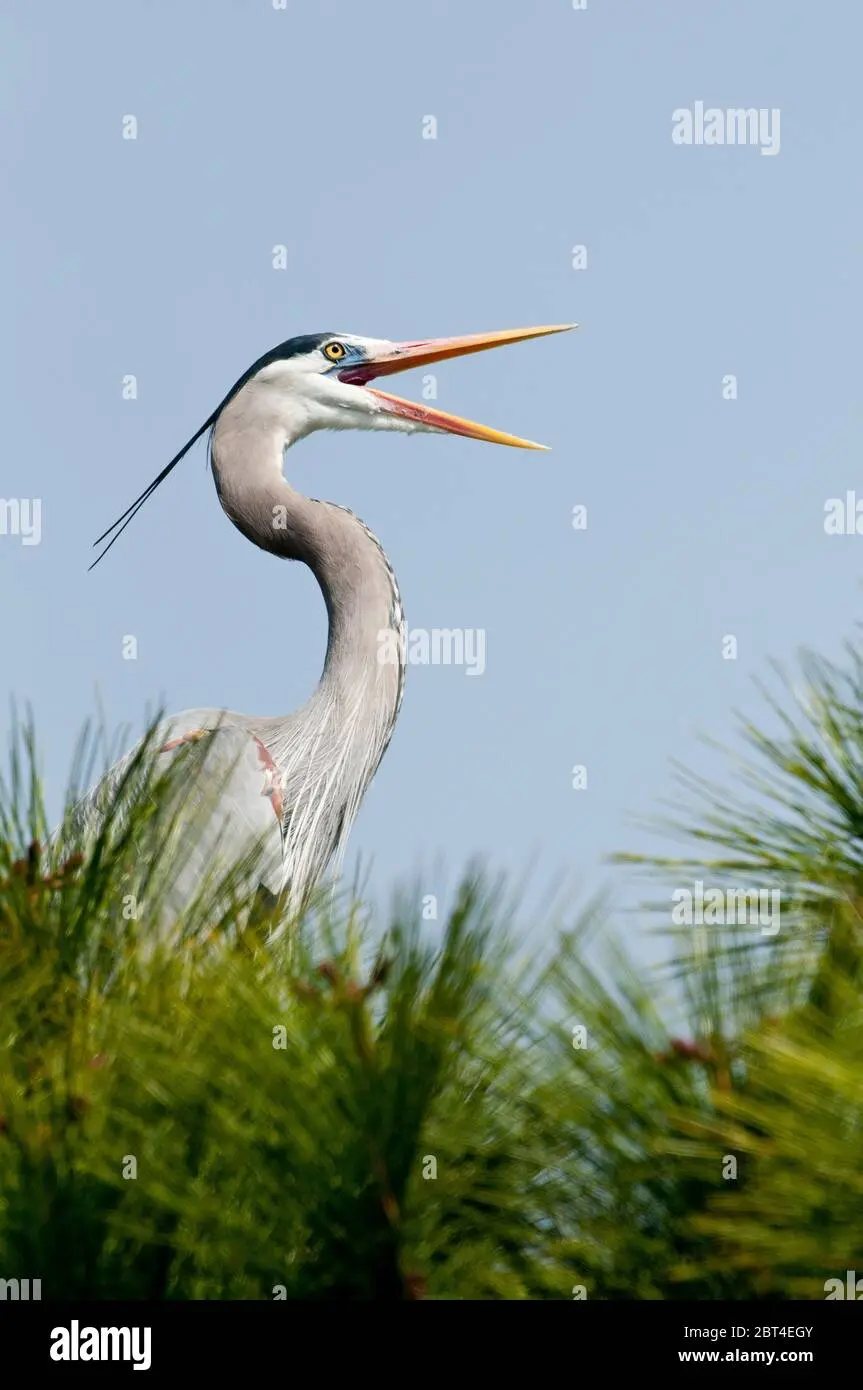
[2,0,862,961]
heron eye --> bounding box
[324,341,347,362]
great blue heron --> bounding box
[79,324,573,925]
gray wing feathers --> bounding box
[64,709,285,923]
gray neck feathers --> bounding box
[210,404,405,910]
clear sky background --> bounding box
[2,0,862,962]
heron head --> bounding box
[89,324,574,567]
[243,324,576,449]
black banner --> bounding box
[0,1298,859,1376]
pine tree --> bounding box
[1,642,862,1299]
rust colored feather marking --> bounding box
[157,728,211,754]
[252,735,285,825]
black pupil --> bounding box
[330,344,342,357]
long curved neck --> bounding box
[210,398,405,904]
[211,409,405,708]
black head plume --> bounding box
[89,334,336,570]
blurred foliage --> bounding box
[2,644,863,1298]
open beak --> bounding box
[339,324,575,450]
